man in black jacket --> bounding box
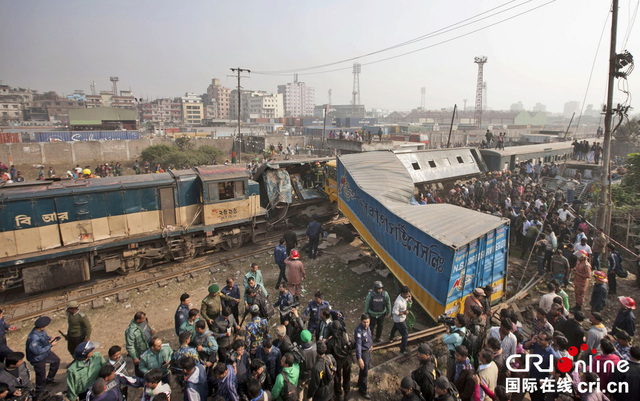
[327,321,353,401]
[611,345,640,401]
[297,330,317,401]
[308,342,335,401]
[411,343,436,401]
[559,310,585,350]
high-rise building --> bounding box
[563,101,580,119]
[140,98,182,124]
[207,78,231,119]
[277,80,315,117]
[249,93,284,119]
[181,93,204,125]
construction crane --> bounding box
[474,56,487,127]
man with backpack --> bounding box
[297,330,316,401]
[308,342,336,401]
[400,376,426,401]
[411,344,437,401]
[327,321,354,401]
[271,352,299,401]
[364,281,391,343]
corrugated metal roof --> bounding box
[339,151,507,248]
[195,165,249,182]
[69,107,137,124]
[394,148,481,183]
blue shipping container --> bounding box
[337,151,509,320]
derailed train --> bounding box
[0,161,333,294]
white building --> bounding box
[249,93,284,119]
[277,80,315,117]
[181,93,204,125]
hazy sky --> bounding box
[1,0,638,114]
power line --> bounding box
[573,4,611,137]
[254,0,557,76]
[622,0,639,48]
[253,0,544,75]
[256,0,556,77]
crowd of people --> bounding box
[571,140,603,165]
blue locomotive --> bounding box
[0,165,267,293]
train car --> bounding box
[337,151,509,320]
[0,166,266,293]
[252,157,337,226]
[479,141,574,171]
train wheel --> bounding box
[116,258,145,274]
[220,234,245,251]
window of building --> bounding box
[428,160,436,168]
[456,156,464,164]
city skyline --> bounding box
[1,0,638,115]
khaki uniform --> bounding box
[201,293,237,327]
[67,311,91,357]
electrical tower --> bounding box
[421,87,426,109]
[483,82,488,111]
[110,76,119,96]
[473,56,487,127]
[352,63,361,115]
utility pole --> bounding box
[597,0,618,235]
[446,104,457,148]
[230,67,250,163]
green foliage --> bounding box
[614,118,639,144]
[175,137,193,151]
[140,143,224,169]
[622,153,640,189]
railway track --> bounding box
[3,218,351,325]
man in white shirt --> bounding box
[488,318,517,358]
[389,286,411,354]
[574,236,592,257]
[539,282,558,314]
[557,204,574,222]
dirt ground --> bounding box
[6,237,639,401]
[7,236,430,400]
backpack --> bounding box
[280,373,298,401]
[329,330,354,360]
[454,328,478,359]
[612,251,628,278]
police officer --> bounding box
[66,341,104,401]
[303,291,330,337]
[65,301,92,358]
[125,312,154,377]
[306,214,323,259]
[354,314,373,399]
[274,239,288,290]
[26,316,60,400]
[364,281,391,343]
[138,337,172,384]
[174,293,191,337]
[201,284,241,330]
[193,320,219,365]
[0,308,17,364]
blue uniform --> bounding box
[175,304,190,337]
[26,329,60,395]
[303,300,330,335]
[354,323,372,394]
[0,317,13,364]
[221,284,241,322]
[306,220,323,259]
[274,244,288,289]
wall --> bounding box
[0,137,235,167]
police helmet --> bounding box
[74,341,96,360]
[373,281,384,290]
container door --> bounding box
[159,187,176,227]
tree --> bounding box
[613,117,640,145]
